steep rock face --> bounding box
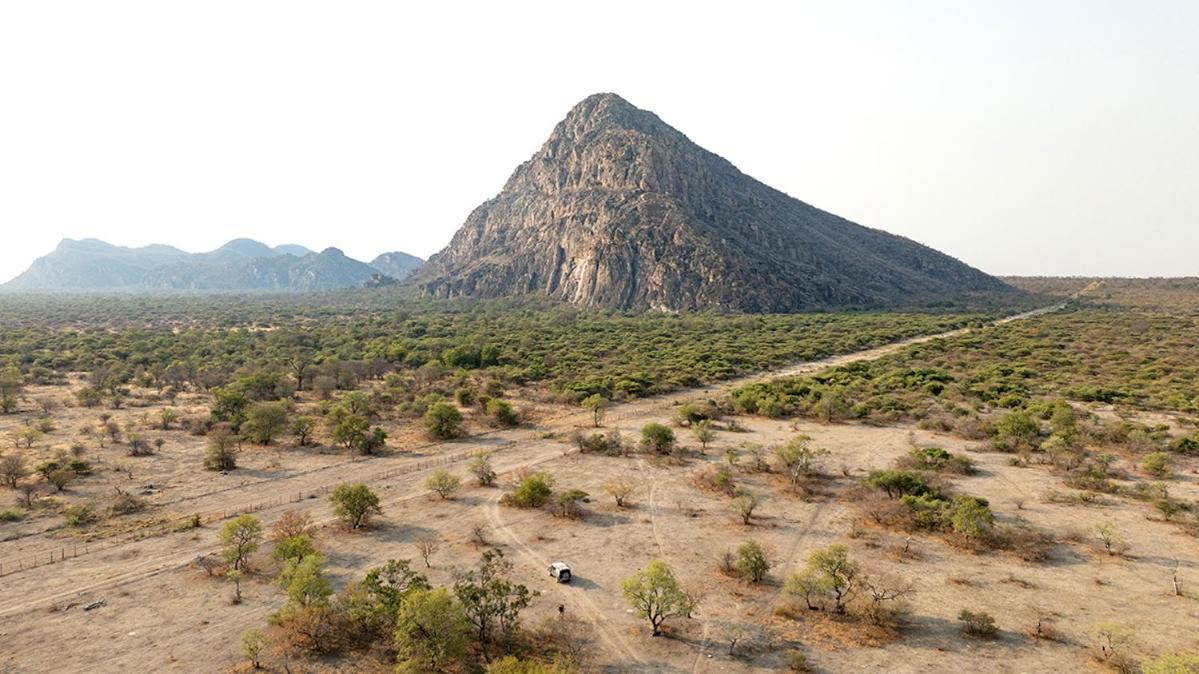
[414,93,1008,312]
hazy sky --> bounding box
[1,1,1196,282]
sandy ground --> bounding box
[2,313,1198,673]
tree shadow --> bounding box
[580,511,632,528]
[370,521,439,544]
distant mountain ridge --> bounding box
[4,238,423,291]
[414,93,1011,311]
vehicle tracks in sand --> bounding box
[485,490,645,666]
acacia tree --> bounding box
[219,515,263,572]
[291,415,316,446]
[277,554,332,608]
[774,435,829,489]
[603,478,635,507]
[329,483,382,529]
[621,559,694,636]
[640,423,675,454]
[796,544,859,614]
[243,401,289,445]
[581,394,610,428]
[453,550,534,661]
[394,588,472,674]
[425,470,462,499]
[468,451,497,487]
[287,349,316,392]
[732,489,763,525]
[735,541,771,583]
[693,420,716,450]
[204,425,239,471]
[0,367,23,415]
[361,559,431,625]
[425,403,462,440]
[1094,521,1126,556]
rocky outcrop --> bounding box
[413,93,1009,312]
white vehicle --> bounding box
[548,561,572,583]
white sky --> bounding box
[1,1,1196,282]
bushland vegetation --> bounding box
[0,293,994,402]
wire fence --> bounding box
[0,447,490,578]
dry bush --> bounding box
[194,553,223,577]
[692,463,737,496]
[267,604,342,657]
[718,550,738,578]
[884,536,922,562]
[852,488,914,529]
[850,575,912,635]
[109,488,145,516]
[471,523,489,548]
[184,415,213,436]
[987,524,1056,563]
[529,614,592,670]
[1028,615,1065,642]
[718,621,776,659]
[270,510,313,542]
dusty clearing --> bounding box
[1,318,1197,673]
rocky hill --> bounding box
[413,93,1010,312]
[5,239,423,292]
[370,252,424,281]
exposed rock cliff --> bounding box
[414,93,1008,311]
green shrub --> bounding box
[867,469,939,499]
[786,649,811,672]
[735,541,771,583]
[0,508,26,522]
[1141,652,1199,674]
[485,399,519,427]
[958,609,998,638]
[1169,435,1199,456]
[64,504,97,526]
[1141,451,1173,478]
[640,423,676,454]
[424,402,462,439]
[552,489,589,518]
[900,446,974,474]
[509,472,554,508]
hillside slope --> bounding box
[414,93,1009,312]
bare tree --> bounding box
[16,480,40,507]
[471,523,489,548]
[857,574,914,626]
[35,397,57,415]
[415,534,442,568]
[269,510,313,542]
[0,454,27,488]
